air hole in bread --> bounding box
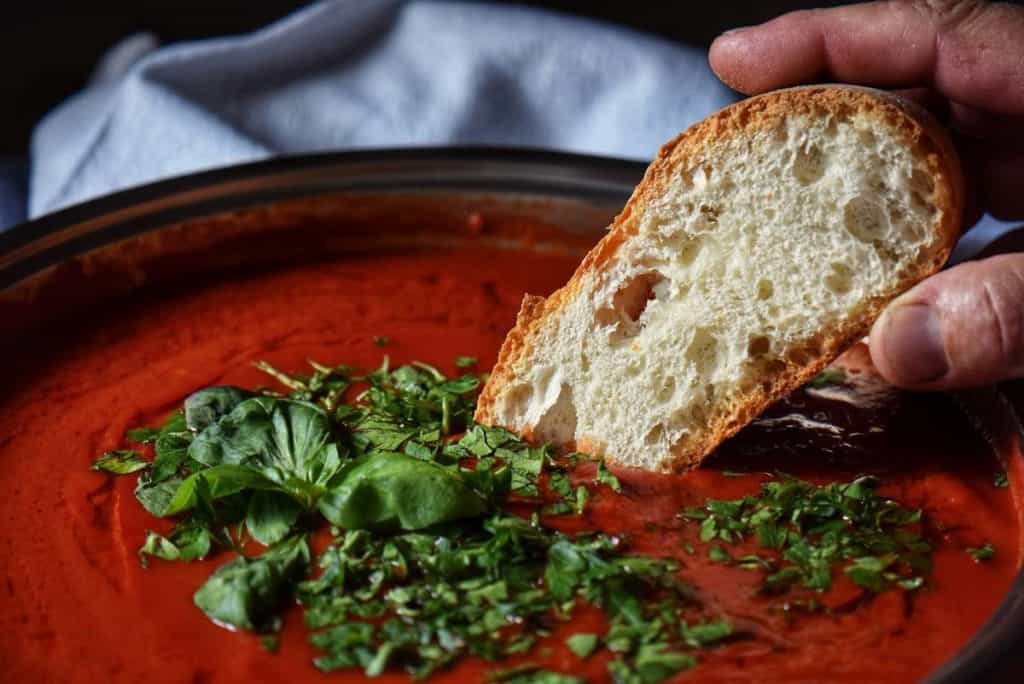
[656,375,676,403]
[824,262,853,294]
[678,239,701,267]
[793,144,826,185]
[533,383,577,443]
[596,271,667,343]
[748,335,771,357]
[699,204,721,225]
[757,279,774,300]
[615,272,664,323]
[685,327,719,377]
[644,423,666,446]
[857,128,876,146]
[843,195,888,242]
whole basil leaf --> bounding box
[184,386,254,433]
[193,536,310,632]
[188,397,343,508]
[319,453,487,531]
[247,490,303,546]
[163,464,279,517]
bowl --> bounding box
[1,147,1021,682]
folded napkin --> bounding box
[18,0,1015,258]
[29,0,735,219]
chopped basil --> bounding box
[708,545,731,563]
[968,543,996,562]
[93,355,942,681]
[994,471,1009,488]
[139,530,182,562]
[681,620,733,647]
[139,526,212,564]
[91,449,148,474]
[125,426,160,444]
[595,458,622,493]
[488,665,584,683]
[566,632,599,659]
[685,475,931,595]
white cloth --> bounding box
[30,0,736,217]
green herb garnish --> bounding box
[994,471,1009,488]
[91,449,148,474]
[488,665,584,683]
[968,543,996,562]
[595,458,622,493]
[91,355,949,680]
[566,632,599,659]
[685,475,931,595]
[126,426,161,444]
[805,368,847,388]
[93,357,727,681]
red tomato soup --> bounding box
[0,238,1019,683]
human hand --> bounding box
[709,0,1024,389]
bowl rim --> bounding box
[0,146,648,287]
[1,145,1021,682]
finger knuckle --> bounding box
[967,259,1024,371]
[913,0,986,26]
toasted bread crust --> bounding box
[476,86,963,471]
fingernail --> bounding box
[879,303,949,384]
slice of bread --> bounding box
[475,86,963,472]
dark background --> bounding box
[0,0,854,157]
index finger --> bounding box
[709,1,1024,115]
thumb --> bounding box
[869,254,1024,389]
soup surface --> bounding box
[0,237,1020,683]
